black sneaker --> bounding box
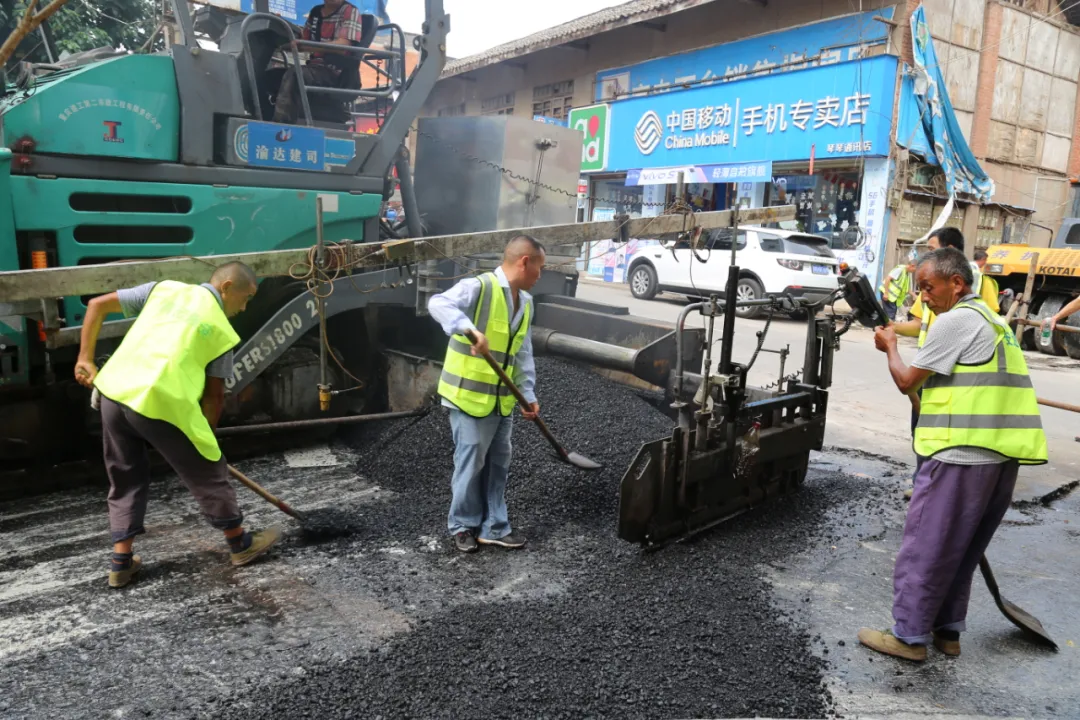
[477,532,526,549]
[454,531,478,553]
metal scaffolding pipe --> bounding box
[534,328,638,372]
[216,409,426,437]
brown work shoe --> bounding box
[933,631,961,657]
[108,555,142,589]
[230,527,282,567]
[857,628,927,662]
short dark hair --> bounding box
[504,234,546,263]
[973,250,988,262]
[917,247,974,286]
[210,261,257,288]
[928,226,964,251]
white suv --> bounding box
[626,225,841,318]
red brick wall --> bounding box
[970,1,1002,158]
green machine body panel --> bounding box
[1,55,180,162]
[7,176,381,326]
[0,150,28,388]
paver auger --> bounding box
[0,205,886,543]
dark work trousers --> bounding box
[882,299,898,321]
[101,396,242,543]
[272,64,340,124]
[892,458,1018,644]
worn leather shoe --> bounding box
[108,555,142,589]
[933,630,961,657]
[230,527,282,567]
[857,628,927,662]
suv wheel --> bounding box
[733,277,764,319]
[629,263,658,300]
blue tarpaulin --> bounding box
[908,4,994,202]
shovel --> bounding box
[465,332,602,471]
[227,465,309,523]
[979,555,1057,649]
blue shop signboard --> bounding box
[595,9,892,100]
[605,55,897,171]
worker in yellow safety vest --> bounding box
[879,258,916,321]
[890,227,1000,481]
[428,235,545,553]
[75,262,281,588]
[860,246,1046,662]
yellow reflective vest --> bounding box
[94,281,240,461]
[879,265,912,304]
[438,272,532,417]
[914,298,1047,464]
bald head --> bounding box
[502,234,546,292]
[210,262,258,317]
[211,261,257,289]
[503,235,545,265]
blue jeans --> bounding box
[447,408,514,540]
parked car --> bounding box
[625,225,841,318]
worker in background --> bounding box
[973,250,1001,313]
[863,247,1046,662]
[272,0,367,124]
[74,263,281,588]
[879,255,917,321]
[427,236,545,553]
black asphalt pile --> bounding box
[238,358,839,719]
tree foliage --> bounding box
[0,0,158,64]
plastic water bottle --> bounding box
[1040,322,1053,348]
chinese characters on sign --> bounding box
[246,122,325,172]
[645,93,871,153]
[625,162,772,185]
[607,55,896,170]
[57,98,164,130]
[595,9,892,101]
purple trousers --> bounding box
[892,457,1018,644]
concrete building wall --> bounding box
[421,0,905,122]
[922,0,1080,246]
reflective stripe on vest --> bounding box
[914,298,1048,465]
[879,266,910,304]
[438,273,532,417]
[93,281,240,461]
[917,312,930,348]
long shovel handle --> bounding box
[466,332,571,460]
[227,465,307,522]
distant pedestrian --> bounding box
[973,250,1000,312]
[427,236,545,553]
[75,263,281,588]
[864,247,1046,661]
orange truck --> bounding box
[983,219,1080,358]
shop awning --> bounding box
[625,162,773,186]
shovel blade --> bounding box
[565,451,603,471]
[997,595,1059,649]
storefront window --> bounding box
[590,177,644,219]
[766,169,862,248]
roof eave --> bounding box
[439,0,714,80]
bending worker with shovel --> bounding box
[75,262,281,588]
[864,247,1047,661]
[428,235,545,553]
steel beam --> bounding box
[0,207,794,302]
